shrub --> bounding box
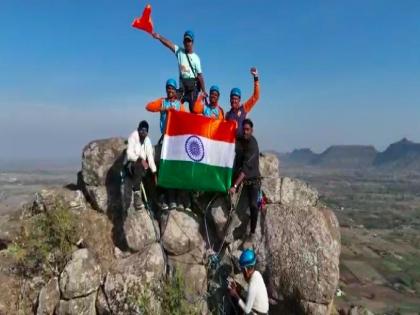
[7,198,79,277]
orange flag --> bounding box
[132,4,154,34]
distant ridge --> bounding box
[279,138,420,171]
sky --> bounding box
[0,0,419,159]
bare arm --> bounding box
[152,32,175,53]
[197,73,207,95]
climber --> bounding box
[152,30,207,111]
[145,79,187,211]
[229,119,261,243]
[193,85,224,120]
[146,78,186,134]
[228,248,269,315]
[126,120,157,210]
[225,67,260,136]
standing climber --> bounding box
[228,248,269,315]
[146,78,186,134]
[226,68,260,136]
[146,79,187,210]
[152,30,207,111]
[126,120,157,210]
[193,85,224,120]
[229,119,261,243]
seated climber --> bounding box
[126,120,157,210]
[152,30,207,111]
[229,119,261,243]
[193,85,224,120]
[228,248,269,315]
[145,79,187,211]
[225,67,260,136]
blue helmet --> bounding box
[239,248,256,268]
[166,78,177,89]
[184,30,194,41]
[209,85,220,95]
[230,87,241,98]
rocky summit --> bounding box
[0,137,342,315]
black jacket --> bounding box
[234,135,260,179]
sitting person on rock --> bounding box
[229,119,261,243]
[225,67,260,137]
[126,120,157,210]
[146,79,187,210]
[228,248,269,315]
[192,85,224,120]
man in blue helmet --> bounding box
[226,67,260,137]
[193,85,224,120]
[146,79,187,210]
[228,248,269,314]
[152,30,207,111]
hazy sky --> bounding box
[1,0,419,159]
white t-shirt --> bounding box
[174,44,202,79]
[238,270,269,314]
[126,131,157,173]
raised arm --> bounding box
[243,68,260,113]
[145,98,164,112]
[152,32,176,53]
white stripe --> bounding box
[161,135,235,168]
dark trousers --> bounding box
[244,182,260,234]
[181,82,199,112]
[126,160,146,192]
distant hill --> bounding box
[312,145,377,168]
[283,148,317,165]
[374,138,420,171]
[279,138,420,171]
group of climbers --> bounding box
[125,28,268,314]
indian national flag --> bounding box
[158,110,236,192]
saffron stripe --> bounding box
[165,110,236,143]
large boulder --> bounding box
[81,138,126,187]
[80,138,127,214]
[280,177,319,208]
[162,210,204,255]
[56,292,96,315]
[123,210,159,252]
[259,153,280,178]
[261,176,282,204]
[32,187,87,214]
[264,204,340,314]
[59,249,101,300]
[36,277,60,315]
[103,243,165,314]
[78,209,115,272]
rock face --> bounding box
[123,210,159,252]
[103,243,165,314]
[280,177,319,208]
[37,277,60,315]
[59,249,101,300]
[33,187,87,214]
[162,210,204,255]
[259,152,280,178]
[56,292,96,315]
[0,137,342,315]
[264,204,340,313]
[80,138,127,214]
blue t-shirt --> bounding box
[174,45,202,80]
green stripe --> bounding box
[158,160,232,192]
